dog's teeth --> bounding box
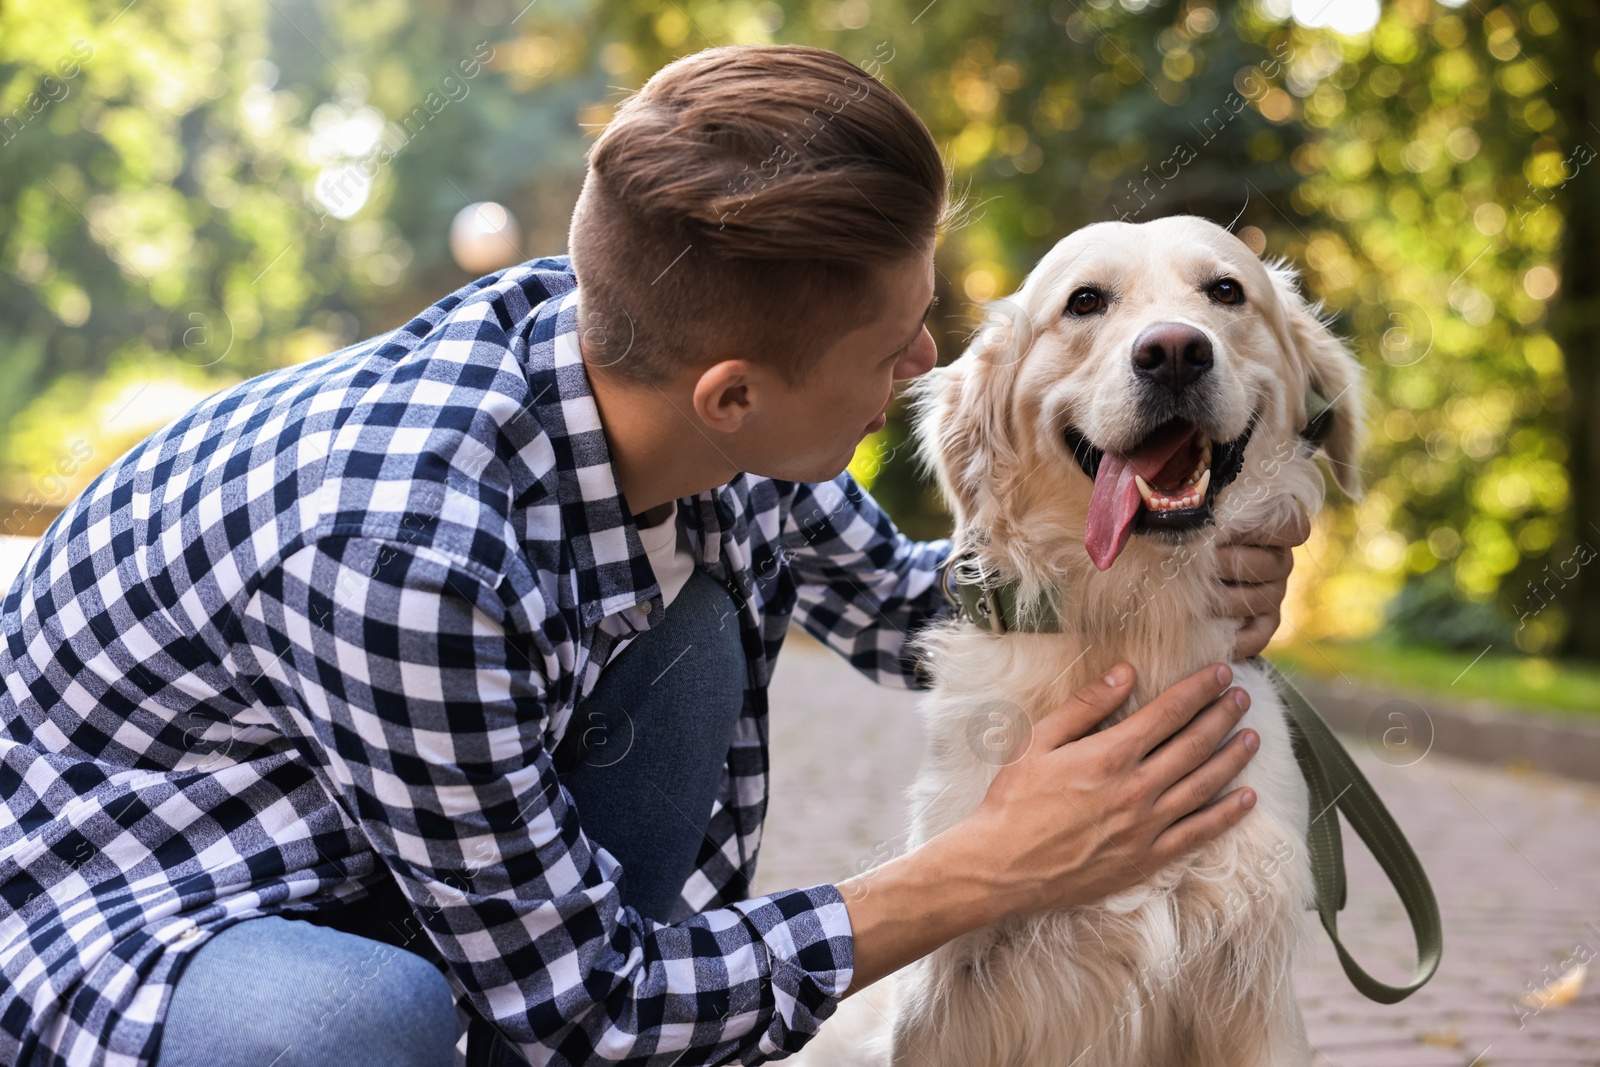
[1137,469,1216,512]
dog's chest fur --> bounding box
[786,479,1339,1067]
[875,486,1320,1066]
[789,535,1320,1067]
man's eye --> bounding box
[1065,288,1106,316]
[1208,278,1246,305]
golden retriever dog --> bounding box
[795,215,1364,1067]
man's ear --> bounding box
[691,359,756,434]
[1265,262,1366,499]
[909,299,1026,524]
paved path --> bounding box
[756,630,1600,1067]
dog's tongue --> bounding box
[1085,423,1195,571]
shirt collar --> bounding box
[520,287,661,630]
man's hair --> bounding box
[568,44,954,385]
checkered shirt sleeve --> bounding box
[780,474,953,689]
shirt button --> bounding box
[174,925,202,943]
[632,604,650,621]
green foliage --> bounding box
[0,0,338,517]
[0,0,600,522]
[1380,570,1516,651]
[1280,0,1580,655]
[1,0,1595,663]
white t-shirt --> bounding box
[602,504,698,668]
[635,501,695,609]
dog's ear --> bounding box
[1265,261,1366,499]
[910,298,1026,524]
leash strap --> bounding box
[1257,658,1443,1003]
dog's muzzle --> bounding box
[1063,413,1257,534]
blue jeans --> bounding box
[157,569,747,1067]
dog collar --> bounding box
[945,386,1334,634]
[947,561,1059,635]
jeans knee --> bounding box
[160,919,459,1067]
[331,947,459,1065]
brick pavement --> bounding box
[757,629,1600,1067]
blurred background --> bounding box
[1,0,1598,704]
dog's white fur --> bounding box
[793,216,1365,1067]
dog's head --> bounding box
[915,215,1364,575]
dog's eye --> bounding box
[1065,288,1105,316]
[1208,278,1246,306]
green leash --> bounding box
[1256,658,1443,1003]
[946,563,1444,1001]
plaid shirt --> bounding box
[0,255,952,1067]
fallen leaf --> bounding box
[1521,961,1587,1010]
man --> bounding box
[0,44,1304,1067]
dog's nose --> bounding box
[1131,323,1213,394]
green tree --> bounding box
[1279,0,1586,652]
[0,0,604,533]
[0,0,339,529]
[5,0,1595,664]
[1546,0,1600,657]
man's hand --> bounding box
[1217,507,1312,659]
[957,662,1259,919]
[836,662,1258,994]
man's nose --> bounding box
[895,328,938,380]
[1131,323,1213,394]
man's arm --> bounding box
[234,536,854,1065]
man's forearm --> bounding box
[834,824,1013,996]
